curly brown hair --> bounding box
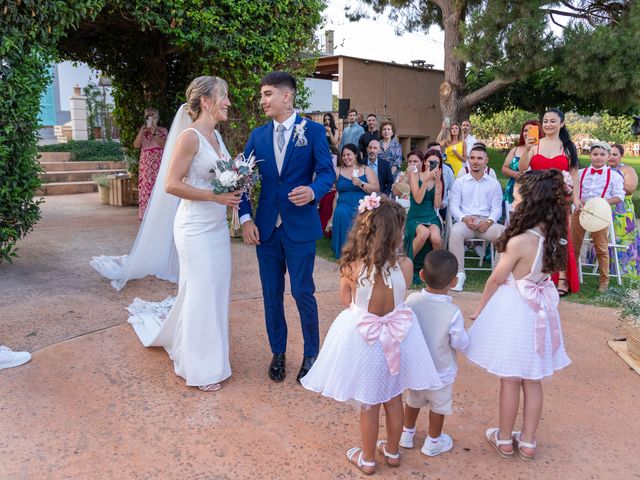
[339,196,406,283]
[495,169,568,273]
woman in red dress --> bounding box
[519,108,581,295]
[133,108,168,220]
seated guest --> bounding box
[339,109,365,151]
[449,144,505,291]
[319,147,341,237]
[427,142,455,208]
[572,141,625,291]
[603,143,640,277]
[403,150,444,259]
[328,144,379,258]
[456,143,497,180]
[378,121,403,170]
[359,114,381,156]
[363,139,394,196]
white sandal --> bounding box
[346,447,375,475]
[485,428,514,459]
[376,440,401,467]
[198,383,222,392]
[513,431,536,461]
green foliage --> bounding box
[91,173,110,188]
[84,82,114,141]
[470,109,536,140]
[38,140,124,161]
[1,0,325,262]
[558,2,640,112]
[593,113,636,144]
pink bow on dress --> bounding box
[516,279,561,357]
[355,306,414,375]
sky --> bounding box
[321,0,445,69]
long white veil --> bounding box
[90,104,192,290]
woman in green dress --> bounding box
[401,149,443,259]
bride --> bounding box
[93,76,240,391]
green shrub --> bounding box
[38,140,124,161]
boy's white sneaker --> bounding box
[0,345,31,370]
[451,273,466,292]
[399,429,416,449]
[421,433,453,457]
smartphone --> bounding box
[444,117,451,128]
[528,125,539,144]
[146,117,153,128]
[429,160,439,170]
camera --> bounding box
[429,160,439,170]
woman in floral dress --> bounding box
[133,107,168,219]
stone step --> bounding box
[40,169,127,184]
[40,161,126,172]
[38,152,72,162]
[37,181,98,196]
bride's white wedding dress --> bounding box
[127,127,232,387]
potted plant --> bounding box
[93,173,111,204]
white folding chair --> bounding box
[577,221,624,286]
[444,209,496,271]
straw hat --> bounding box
[579,197,612,232]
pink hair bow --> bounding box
[517,279,561,357]
[355,306,414,375]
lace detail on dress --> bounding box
[182,128,229,190]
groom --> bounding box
[240,71,334,383]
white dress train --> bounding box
[127,128,232,386]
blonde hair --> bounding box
[185,76,228,121]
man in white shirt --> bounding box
[461,120,477,163]
[448,144,505,291]
[571,141,625,291]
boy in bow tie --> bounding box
[571,141,625,291]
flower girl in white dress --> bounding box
[302,194,442,475]
[466,169,571,461]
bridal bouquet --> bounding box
[210,152,261,234]
[210,151,261,195]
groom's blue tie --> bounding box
[276,124,286,152]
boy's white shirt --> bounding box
[578,164,625,202]
[406,289,470,386]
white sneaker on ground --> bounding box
[399,428,416,448]
[0,345,31,370]
[451,272,466,292]
[421,433,453,457]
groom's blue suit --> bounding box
[239,115,334,357]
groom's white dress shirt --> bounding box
[240,113,297,226]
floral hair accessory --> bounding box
[561,170,573,195]
[358,192,381,213]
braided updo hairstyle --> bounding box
[339,196,406,284]
[184,76,228,121]
[495,169,569,273]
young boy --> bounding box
[400,250,469,456]
[571,141,625,292]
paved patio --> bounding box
[1,194,638,479]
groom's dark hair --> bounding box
[260,71,296,93]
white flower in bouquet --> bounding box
[218,170,241,189]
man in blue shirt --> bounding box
[339,109,365,151]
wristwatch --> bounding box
[487,219,495,226]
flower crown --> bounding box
[358,192,381,213]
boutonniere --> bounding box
[293,119,308,147]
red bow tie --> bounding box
[590,168,603,175]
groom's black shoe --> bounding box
[269,353,286,382]
[296,356,317,383]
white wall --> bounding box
[303,78,333,112]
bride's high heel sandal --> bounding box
[198,383,222,392]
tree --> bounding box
[347,1,638,123]
[0,0,325,262]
